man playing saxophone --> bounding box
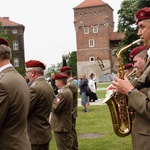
[112,7,150,150]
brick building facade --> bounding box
[73,0,124,82]
[0,17,25,76]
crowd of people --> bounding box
[0,7,149,150]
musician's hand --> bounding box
[111,76,134,95]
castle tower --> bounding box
[73,0,115,81]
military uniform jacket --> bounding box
[68,78,78,118]
[28,77,54,145]
[0,66,31,150]
[51,85,73,132]
[128,58,150,150]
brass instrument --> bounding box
[126,68,138,81]
[96,57,110,71]
[105,39,141,137]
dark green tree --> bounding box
[138,0,150,8]
[68,51,77,76]
[45,62,62,78]
[117,0,139,64]
[0,22,8,40]
[45,51,77,77]
[117,0,149,64]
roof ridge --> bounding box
[0,17,23,26]
[74,0,106,9]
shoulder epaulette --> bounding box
[31,81,38,87]
[0,73,4,79]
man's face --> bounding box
[133,55,145,73]
[55,80,61,89]
[137,20,150,48]
[51,73,55,79]
[25,69,34,83]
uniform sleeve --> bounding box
[0,83,9,128]
[128,88,150,120]
[52,93,66,114]
[28,87,37,115]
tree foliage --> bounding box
[138,0,150,8]
[68,51,77,76]
[45,51,77,77]
[117,0,149,64]
[0,22,8,40]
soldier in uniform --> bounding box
[124,63,134,75]
[0,38,31,150]
[129,46,148,74]
[127,46,148,86]
[60,66,78,150]
[25,60,54,150]
[50,73,73,150]
[111,7,150,150]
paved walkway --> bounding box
[78,85,109,106]
[78,98,106,106]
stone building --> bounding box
[73,0,124,82]
[0,17,25,76]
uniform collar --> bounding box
[0,64,12,72]
[147,48,150,58]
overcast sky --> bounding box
[0,0,122,68]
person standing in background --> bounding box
[51,73,73,150]
[60,66,79,150]
[73,76,79,87]
[25,60,54,150]
[50,72,58,96]
[88,73,98,102]
[0,38,31,150]
[79,73,89,113]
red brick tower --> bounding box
[73,0,120,81]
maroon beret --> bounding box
[129,46,147,61]
[135,7,150,24]
[25,60,46,70]
[54,73,68,80]
[124,63,133,70]
[0,38,8,46]
[60,66,71,72]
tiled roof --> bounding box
[110,32,125,41]
[74,0,106,9]
[0,17,23,26]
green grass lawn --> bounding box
[97,83,111,89]
[49,105,132,150]
[49,83,132,149]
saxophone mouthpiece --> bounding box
[133,39,142,45]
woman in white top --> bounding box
[88,73,98,102]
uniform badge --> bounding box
[56,98,61,103]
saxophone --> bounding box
[105,39,141,137]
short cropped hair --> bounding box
[26,67,44,74]
[0,44,12,59]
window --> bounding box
[93,26,98,33]
[3,29,7,34]
[14,58,19,67]
[13,40,18,50]
[84,27,89,34]
[89,39,95,47]
[12,29,18,34]
[89,57,95,62]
